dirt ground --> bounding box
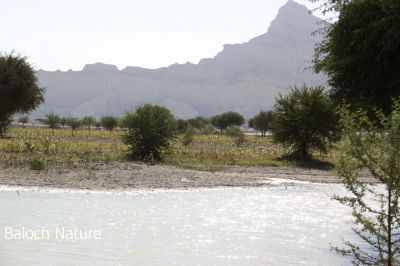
[0,162,377,191]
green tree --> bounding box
[187,116,209,131]
[334,101,400,265]
[313,0,400,115]
[81,116,97,135]
[271,85,340,159]
[176,119,189,133]
[249,111,274,136]
[60,117,67,128]
[122,104,177,162]
[0,52,45,135]
[100,116,118,133]
[211,112,245,132]
[44,112,61,134]
[66,117,81,136]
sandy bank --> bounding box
[0,163,376,191]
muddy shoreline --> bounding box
[0,163,376,191]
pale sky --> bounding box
[1,0,322,71]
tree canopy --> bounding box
[313,0,400,115]
[211,112,244,131]
[249,111,274,136]
[0,53,45,135]
[271,85,340,158]
[122,104,177,162]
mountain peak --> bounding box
[82,63,119,74]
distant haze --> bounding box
[34,1,327,119]
[1,0,322,71]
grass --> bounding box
[0,126,338,171]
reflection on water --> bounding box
[0,183,355,265]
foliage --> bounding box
[66,117,81,136]
[177,119,189,133]
[271,85,340,159]
[187,116,210,131]
[122,104,177,162]
[44,112,61,133]
[0,52,45,135]
[249,111,274,136]
[313,0,400,115]
[30,159,45,171]
[182,127,194,146]
[334,101,400,265]
[211,111,245,131]
[226,127,246,147]
[100,116,118,132]
[81,116,97,130]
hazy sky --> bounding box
[1,0,322,71]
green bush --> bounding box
[30,159,45,171]
[271,85,340,159]
[182,127,194,146]
[122,104,177,162]
[226,127,246,147]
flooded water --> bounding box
[0,182,357,265]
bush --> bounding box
[182,127,194,146]
[271,85,340,159]
[226,127,246,147]
[30,159,45,171]
[122,104,177,162]
[211,112,244,131]
[100,116,118,132]
[249,111,274,136]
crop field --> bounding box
[0,126,337,171]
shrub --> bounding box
[226,127,246,147]
[30,159,45,171]
[44,112,61,133]
[211,112,244,131]
[271,85,340,159]
[249,111,274,136]
[122,104,177,161]
[182,127,194,146]
[100,116,118,132]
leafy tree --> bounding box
[187,116,209,131]
[176,119,189,133]
[334,101,400,265]
[313,0,400,115]
[81,116,97,135]
[0,52,45,135]
[122,104,177,162]
[100,116,118,133]
[271,85,340,159]
[66,117,81,136]
[211,112,245,132]
[60,117,67,128]
[249,111,274,136]
[44,112,61,134]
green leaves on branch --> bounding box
[121,104,177,162]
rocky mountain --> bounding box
[34,0,326,119]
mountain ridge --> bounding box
[35,0,326,119]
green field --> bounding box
[0,127,338,171]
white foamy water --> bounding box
[0,183,357,265]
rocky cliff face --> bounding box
[35,0,326,119]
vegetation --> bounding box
[44,112,61,134]
[66,117,81,136]
[249,111,274,136]
[211,111,244,132]
[122,104,177,162]
[81,116,97,135]
[271,85,340,159]
[100,116,118,133]
[226,127,246,147]
[334,101,400,265]
[313,0,400,115]
[0,53,45,135]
